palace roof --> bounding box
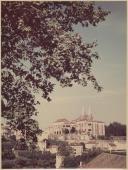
[74,114,91,122]
[54,118,69,123]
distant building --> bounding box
[70,143,84,156]
[47,145,58,154]
[44,107,105,140]
[39,139,84,156]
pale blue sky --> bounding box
[36,1,126,130]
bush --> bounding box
[2,141,14,151]
[2,150,15,160]
[2,149,56,168]
[78,148,102,164]
[2,159,16,169]
[36,152,56,168]
[87,148,102,159]
[14,139,28,150]
[15,158,31,168]
[2,135,8,142]
[80,153,89,163]
[63,150,102,168]
[41,151,56,160]
[18,150,33,158]
[22,150,54,160]
[58,143,73,156]
[15,150,56,168]
[64,156,80,168]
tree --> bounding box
[2,137,16,161]
[1,2,110,142]
[63,156,80,168]
[105,122,126,137]
[58,143,73,157]
[14,138,28,150]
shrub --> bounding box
[58,143,73,156]
[2,159,16,169]
[80,153,89,163]
[2,149,56,168]
[15,150,56,168]
[14,140,28,150]
[2,150,15,160]
[35,159,56,168]
[2,141,14,151]
[2,135,8,142]
[64,156,80,168]
[15,158,31,168]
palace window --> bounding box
[66,125,70,127]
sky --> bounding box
[35,1,127,130]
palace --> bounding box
[43,107,105,141]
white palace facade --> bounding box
[43,108,105,141]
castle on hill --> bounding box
[43,107,105,141]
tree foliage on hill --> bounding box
[58,143,73,157]
[2,150,56,168]
[63,156,80,168]
[63,148,102,168]
[105,122,126,137]
[1,1,110,142]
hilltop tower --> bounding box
[88,105,93,121]
[81,106,89,120]
[81,106,86,117]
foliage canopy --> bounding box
[1,1,110,142]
